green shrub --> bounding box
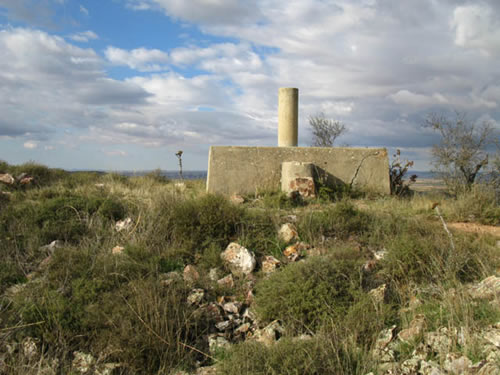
[298,200,371,243]
[254,256,363,334]
[219,335,372,375]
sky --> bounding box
[0,0,499,171]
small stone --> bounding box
[234,323,251,335]
[187,289,204,305]
[72,351,95,374]
[215,320,233,331]
[22,337,37,360]
[374,325,396,351]
[425,328,454,355]
[242,308,257,322]
[261,255,281,275]
[39,240,64,253]
[252,320,284,346]
[443,353,471,374]
[217,274,234,288]
[112,246,124,255]
[373,249,387,260]
[115,218,133,232]
[221,243,256,276]
[208,334,231,354]
[208,268,220,281]
[419,360,445,375]
[95,183,105,188]
[174,182,186,192]
[223,302,241,315]
[19,176,34,185]
[400,358,420,374]
[278,223,299,244]
[484,325,500,348]
[0,173,15,185]
[230,194,245,205]
[469,276,500,300]
[368,284,386,304]
[183,265,200,284]
[398,314,426,343]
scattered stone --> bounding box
[400,358,420,374]
[242,308,257,323]
[223,302,241,315]
[484,324,500,348]
[221,243,256,276]
[19,176,34,185]
[217,274,234,288]
[374,325,396,351]
[374,249,387,260]
[115,217,133,232]
[398,314,426,343]
[95,183,105,188]
[252,320,284,346]
[22,337,38,360]
[112,245,124,255]
[261,255,281,275]
[425,327,455,355]
[208,334,231,354]
[187,289,205,305]
[419,360,444,375]
[72,351,95,374]
[208,268,220,282]
[234,323,251,335]
[39,240,64,253]
[183,265,200,284]
[215,320,233,331]
[0,173,15,185]
[283,242,310,262]
[230,194,245,205]
[369,284,386,304]
[469,276,500,300]
[443,353,471,374]
[278,223,299,244]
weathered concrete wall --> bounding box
[206,146,390,195]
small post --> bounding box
[278,88,299,147]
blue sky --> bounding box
[0,0,499,171]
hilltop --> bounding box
[0,162,499,375]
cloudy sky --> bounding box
[0,0,499,171]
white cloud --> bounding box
[23,141,37,149]
[105,46,169,72]
[103,150,128,157]
[128,0,262,25]
[69,30,98,43]
[452,4,500,56]
[79,5,89,16]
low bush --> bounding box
[254,255,363,334]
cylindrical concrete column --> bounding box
[278,87,298,147]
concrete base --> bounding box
[206,146,390,196]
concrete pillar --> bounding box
[278,88,298,147]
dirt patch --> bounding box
[448,222,500,238]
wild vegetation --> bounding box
[0,161,499,375]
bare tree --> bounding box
[309,113,347,147]
[426,112,495,191]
